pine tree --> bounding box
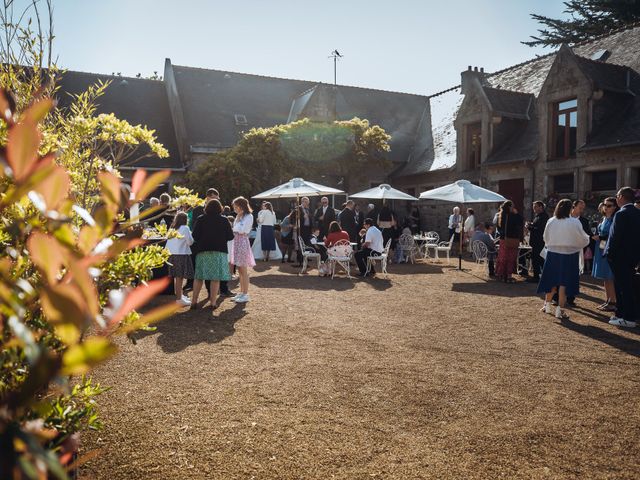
[524,0,640,47]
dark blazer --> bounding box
[497,212,524,240]
[313,206,337,237]
[192,213,234,254]
[604,203,640,265]
[528,211,549,246]
[338,208,358,242]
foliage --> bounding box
[0,95,179,479]
[185,117,391,199]
[171,185,203,209]
[524,0,640,47]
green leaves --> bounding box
[62,337,117,375]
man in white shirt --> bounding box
[355,218,384,277]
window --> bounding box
[234,114,247,126]
[551,98,577,159]
[466,123,482,168]
[553,174,574,194]
[591,170,617,192]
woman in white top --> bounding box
[537,198,590,319]
[448,205,462,240]
[464,208,476,251]
[230,197,256,303]
[252,201,282,261]
[166,211,194,306]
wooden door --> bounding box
[498,178,525,214]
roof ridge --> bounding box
[571,20,640,48]
[61,68,164,83]
[427,22,640,98]
[171,63,429,98]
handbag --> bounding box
[501,213,520,248]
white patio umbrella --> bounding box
[253,177,344,199]
[350,183,418,201]
[252,178,344,245]
[419,180,506,270]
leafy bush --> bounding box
[0,94,178,478]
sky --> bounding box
[41,0,569,97]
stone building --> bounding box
[57,60,431,194]
[392,23,640,236]
[56,23,640,238]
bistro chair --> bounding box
[298,235,321,274]
[327,239,353,279]
[366,239,392,278]
[398,233,419,264]
[471,240,489,275]
[434,236,454,264]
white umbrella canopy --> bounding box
[350,183,418,201]
[252,177,344,199]
[419,179,506,204]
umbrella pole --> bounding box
[459,213,463,270]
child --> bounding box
[231,197,255,303]
[166,211,194,306]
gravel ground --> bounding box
[81,260,640,479]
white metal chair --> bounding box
[298,235,321,274]
[422,231,440,259]
[366,239,392,278]
[471,240,489,274]
[434,236,454,264]
[327,239,353,279]
[398,233,418,264]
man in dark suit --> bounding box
[605,187,640,328]
[526,201,549,282]
[338,200,358,242]
[313,196,336,241]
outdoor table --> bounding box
[413,235,439,260]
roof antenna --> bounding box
[329,50,343,85]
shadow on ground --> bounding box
[134,303,247,353]
[559,317,640,357]
[450,280,539,298]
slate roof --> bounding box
[393,22,640,178]
[582,95,640,150]
[169,64,429,164]
[483,87,533,119]
[55,71,182,170]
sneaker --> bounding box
[234,293,249,303]
[177,298,191,307]
[181,295,191,303]
[555,306,569,320]
[540,303,553,315]
[609,317,637,328]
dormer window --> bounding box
[551,98,577,159]
[466,123,482,168]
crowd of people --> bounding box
[151,184,640,327]
[463,187,640,327]
[149,189,416,310]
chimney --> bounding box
[461,66,487,95]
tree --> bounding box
[523,0,640,47]
[185,117,391,199]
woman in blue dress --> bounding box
[591,197,618,311]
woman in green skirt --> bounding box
[191,199,235,310]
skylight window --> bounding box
[234,114,247,126]
[591,49,610,62]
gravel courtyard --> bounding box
[81,261,640,479]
